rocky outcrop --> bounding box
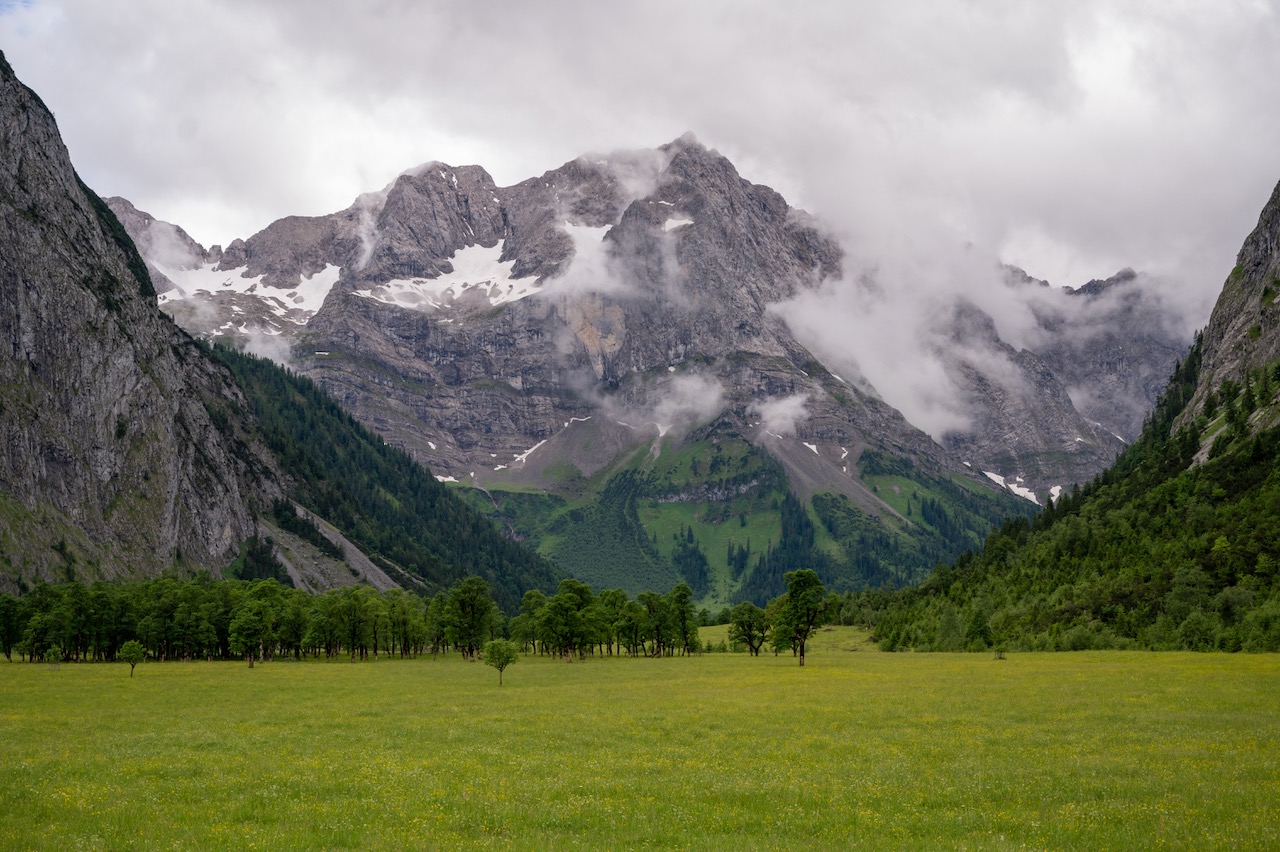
[0,51,281,590]
[296,136,937,516]
[104,196,209,294]
[1038,269,1189,442]
[940,302,1128,494]
[1177,179,1280,426]
[135,133,976,514]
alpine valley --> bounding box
[110,129,1188,604]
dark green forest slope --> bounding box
[869,333,1280,651]
[213,346,560,611]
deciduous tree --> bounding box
[119,639,144,676]
[779,569,828,666]
[482,639,519,685]
[728,601,769,656]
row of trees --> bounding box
[509,578,701,659]
[0,575,499,666]
[0,570,837,667]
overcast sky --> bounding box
[4,0,1280,434]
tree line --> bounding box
[0,569,838,667]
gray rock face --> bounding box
[1038,269,1189,442]
[940,301,1128,496]
[939,268,1189,495]
[104,196,209,294]
[1178,179,1280,428]
[0,52,281,590]
[123,132,1188,506]
[138,134,973,514]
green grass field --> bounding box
[3,639,1278,849]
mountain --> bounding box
[122,143,1190,504]
[117,130,1198,602]
[120,137,1066,602]
[0,51,558,610]
[0,52,278,590]
[869,178,1280,651]
[940,267,1188,497]
[1178,180,1280,430]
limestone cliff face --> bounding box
[0,52,279,590]
[1038,270,1188,443]
[1178,179,1280,426]
[140,134,962,515]
[126,133,1189,506]
[104,196,209,295]
[298,136,938,516]
[940,302,1128,496]
[940,269,1189,496]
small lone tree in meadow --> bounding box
[482,639,519,685]
[119,640,145,676]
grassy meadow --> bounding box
[2,632,1278,849]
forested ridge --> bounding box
[212,344,560,611]
[862,334,1280,651]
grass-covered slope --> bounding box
[462,418,1029,606]
[213,345,560,611]
[873,335,1280,651]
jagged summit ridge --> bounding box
[120,135,1185,504]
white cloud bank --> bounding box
[3,1,1278,437]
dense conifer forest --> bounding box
[860,336,1280,651]
[212,344,560,611]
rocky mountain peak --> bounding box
[119,132,1189,506]
[1070,267,1138,298]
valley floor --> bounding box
[2,638,1276,849]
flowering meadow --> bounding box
[2,632,1277,849]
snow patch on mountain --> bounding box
[354,242,539,310]
[983,471,1040,505]
[156,262,342,322]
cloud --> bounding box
[3,1,1278,441]
[239,329,294,368]
[586,145,671,208]
[649,373,726,435]
[4,1,1274,296]
[583,371,727,438]
[543,224,629,299]
[749,394,810,437]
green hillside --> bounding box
[212,345,560,611]
[461,419,1029,607]
[870,335,1280,651]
